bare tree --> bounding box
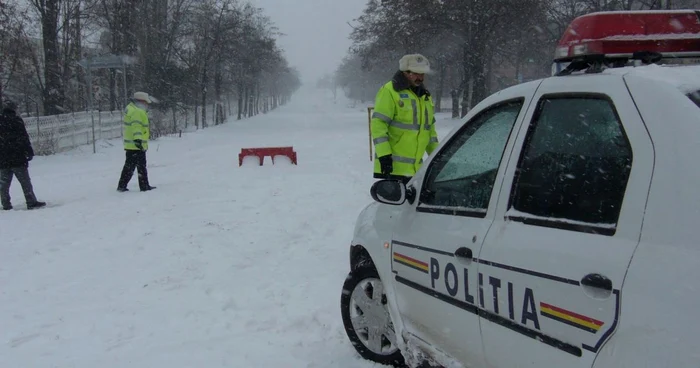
[29,0,66,115]
[342,0,700,116]
[0,1,28,103]
[5,0,299,126]
[58,0,86,111]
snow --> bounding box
[669,18,685,31]
[580,9,698,17]
[619,64,700,94]
[591,32,700,41]
[598,64,700,96]
[504,209,616,229]
[0,86,458,367]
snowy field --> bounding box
[0,87,459,367]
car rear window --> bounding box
[688,90,700,108]
[508,94,632,235]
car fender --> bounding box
[592,240,700,368]
[350,200,409,350]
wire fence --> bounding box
[21,103,223,155]
[22,110,122,155]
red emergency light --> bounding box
[555,10,700,62]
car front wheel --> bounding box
[341,265,405,367]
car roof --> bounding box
[550,63,700,94]
[606,64,700,94]
[481,62,700,114]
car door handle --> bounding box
[581,273,613,291]
[454,247,473,260]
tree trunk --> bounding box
[451,89,460,118]
[41,0,64,115]
[255,84,260,116]
[460,44,471,118]
[471,41,488,109]
[214,56,222,124]
[109,69,117,111]
[247,89,254,118]
[200,64,208,128]
[0,61,4,104]
[172,106,177,133]
[435,63,446,113]
[60,2,72,111]
[243,87,249,118]
[237,84,243,120]
[194,105,199,129]
[72,2,84,111]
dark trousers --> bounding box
[117,150,150,190]
[0,167,38,207]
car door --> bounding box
[476,75,654,368]
[389,82,540,367]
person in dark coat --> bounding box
[0,99,46,210]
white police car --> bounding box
[340,10,700,368]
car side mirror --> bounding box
[370,180,407,205]
[406,184,416,204]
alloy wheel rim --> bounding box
[348,277,399,355]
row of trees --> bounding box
[0,0,301,128]
[329,0,700,117]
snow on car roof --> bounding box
[578,9,699,17]
[591,33,700,41]
[601,64,700,93]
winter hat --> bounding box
[133,91,153,104]
[399,54,432,74]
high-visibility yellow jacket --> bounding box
[123,102,150,150]
[371,78,439,178]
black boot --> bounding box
[27,201,46,209]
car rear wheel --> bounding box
[341,265,405,367]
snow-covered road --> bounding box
[0,87,457,367]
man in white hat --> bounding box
[370,53,439,182]
[117,91,156,192]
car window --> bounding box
[687,89,700,108]
[509,95,632,235]
[419,99,523,216]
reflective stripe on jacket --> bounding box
[371,80,439,177]
[123,102,149,150]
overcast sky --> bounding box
[248,0,367,85]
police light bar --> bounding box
[555,10,700,62]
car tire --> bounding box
[341,265,406,367]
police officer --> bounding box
[371,54,439,183]
[117,92,156,192]
[0,99,46,210]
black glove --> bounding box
[134,139,144,151]
[26,154,33,162]
[378,155,393,176]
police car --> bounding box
[340,10,700,368]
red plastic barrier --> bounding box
[239,146,298,166]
